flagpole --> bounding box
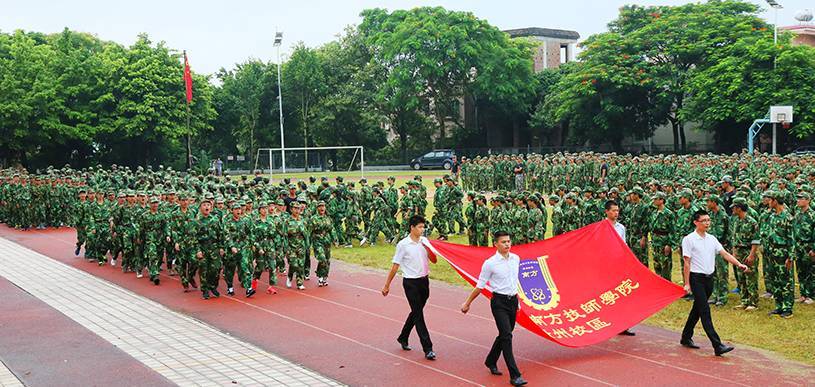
[186,104,192,170]
[184,50,193,171]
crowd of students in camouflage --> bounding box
[460,151,813,318]
[1,151,814,318]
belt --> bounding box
[493,292,518,299]
[690,272,714,278]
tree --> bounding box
[105,34,209,166]
[310,28,388,158]
[611,1,769,152]
[360,7,538,156]
[0,30,58,166]
[284,43,327,170]
[215,60,268,169]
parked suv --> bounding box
[409,149,456,170]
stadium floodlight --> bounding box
[273,31,286,173]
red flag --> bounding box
[426,220,685,347]
[183,51,193,104]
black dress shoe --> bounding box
[397,339,411,351]
[510,376,528,386]
[619,329,636,336]
[211,289,220,298]
[424,351,436,360]
[74,246,81,256]
[202,291,210,300]
[485,364,502,376]
[680,339,700,349]
[246,288,256,298]
[715,345,734,356]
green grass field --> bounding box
[270,170,814,365]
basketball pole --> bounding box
[772,123,777,155]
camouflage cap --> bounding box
[730,197,748,208]
[706,195,721,205]
[230,203,242,209]
[797,191,811,200]
[679,189,694,200]
[653,191,667,200]
[149,196,160,204]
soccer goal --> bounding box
[254,146,365,179]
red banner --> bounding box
[426,220,685,347]
[183,51,193,104]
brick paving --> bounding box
[0,237,342,387]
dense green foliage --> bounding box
[537,0,815,153]
[2,2,814,168]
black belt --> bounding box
[404,276,428,281]
[493,292,518,299]
[690,272,714,278]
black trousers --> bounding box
[487,293,521,379]
[399,276,433,353]
[682,272,722,348]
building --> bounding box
[461,27,581,148]
[503,27,580,71]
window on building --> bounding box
[560,44,569,64]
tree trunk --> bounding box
[679,123,687,154]
[670,119,680,154]
[512,116,520,148]
[611,136,623,153]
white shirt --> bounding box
[476,251,520,296]
[611,220,626,245]
[392,236,431,279]
[681,231,723,275]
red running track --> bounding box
[1,225,813,386]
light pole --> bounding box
[766,0,782,67]
[766,0,782,154]
[274,31,286,174]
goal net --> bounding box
[254,146,365,178]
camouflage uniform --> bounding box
[195,210,223,298]
[707,200,730,304]
[792,194,815,301]
[730,200,760,308]
[649,193,676,282]
[765,199,794,314]
[284,208,310,287]
[223,207,252,292]
[308,205,335,283]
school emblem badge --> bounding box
[517,256,560,311]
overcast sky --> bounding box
[1,0,811,74]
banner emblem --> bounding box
[517,256,560,311]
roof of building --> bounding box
[780,25,815,35]
[503,27,580,40]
